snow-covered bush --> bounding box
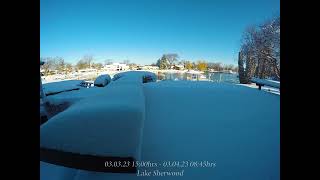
[94,74,111,87]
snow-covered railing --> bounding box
[251,78,280,90]
[40,72,148,173]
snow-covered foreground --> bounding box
[41,76,279,180]
[142,81,279,179]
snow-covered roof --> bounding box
[111,63,128,66]
[175,64,184,67]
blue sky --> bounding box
[40,0,279,65]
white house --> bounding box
[79,68,97,73]
[141,65,159,70]
[103,63,129,71]
[174,64,185,70]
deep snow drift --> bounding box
[41,71,148,160]
[113,71,157,82]
[41,77,279,180]
[40,84,145,158]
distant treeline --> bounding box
[40,55,104,75]
[40,54,238,76]
[40,55,137,76]
[154,53,238,72]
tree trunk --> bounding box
[238,51,250,84]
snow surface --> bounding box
[94,74,111,87]
[112,71,157,82]
[41,77,279,180]
[43,80,85,95]
[42,71,156,109]
[45,86,105,106]
[41,74,146,159]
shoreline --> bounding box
[41,69,237,83]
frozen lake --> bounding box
[160,72,239,84]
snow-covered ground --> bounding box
[40,72,279,180]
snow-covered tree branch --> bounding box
[238,15,280,83]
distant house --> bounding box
[103,63,129,71]
[136,65,143,70]
[141,65,159,70]
[172,64,184,70]
[208,68,216,72]
[79,68,97,73]
[129,64,139,70]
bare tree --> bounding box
[40,57,54,75]
[208,62,223,71]
[178,60,186,66]
[163,53,179,69]
[238,51,247,83]
[185,61,193,70]
[157,55,170,69]
[56,57,65,73]
[258,16,280,79]
[40,57,66,75]
[238,15,280,83]
[65,63,73,73]
[104,59,113,65]
[82,55,94,68]
[238,26,258,83]
[76,59,87,70]
[223,64,234,71]
[92,62,103,70]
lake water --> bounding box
[159,72,239,84]
[209,72,239,83]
